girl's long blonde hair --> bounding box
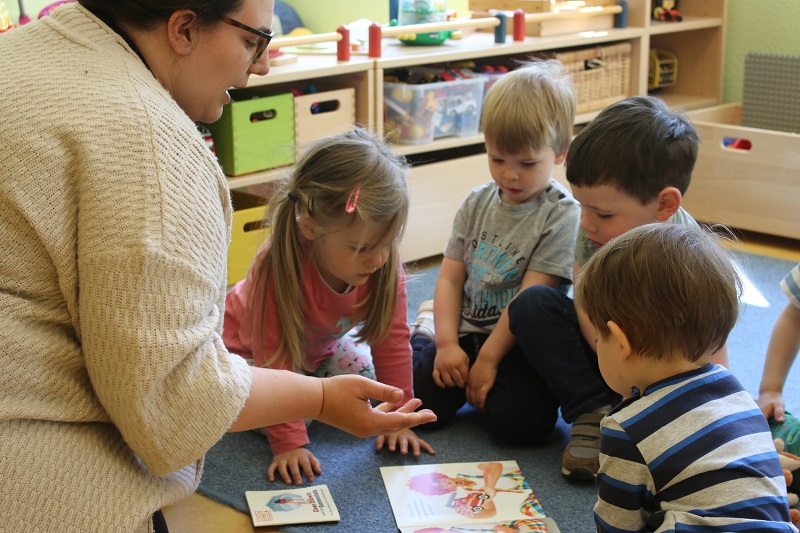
[247,128,410,372]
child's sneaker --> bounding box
[772,411,800,456]
[562,406,611,480]
[410,299,435,341]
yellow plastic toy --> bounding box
[1,2,14,32]
[648,49,678,90]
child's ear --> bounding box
[554,148,568,165]
[607,320,632,359]
[655,187,682,222]
[297,213,317,240]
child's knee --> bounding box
[488,406,557,446]
[515,285,565,313]
[509,285,569,333]
[315,332,375,379]
[484,381,559,445]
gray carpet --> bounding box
[197,249,798,532]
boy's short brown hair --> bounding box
[481,59,576,155]
[566,95,699,204]
[575,224,742,362]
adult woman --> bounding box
[0,1,434,531]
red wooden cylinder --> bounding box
[368,22,383,58]
[337,25,351,61]
[513,9,526,41]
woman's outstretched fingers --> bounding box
[377,408,437,434]
[375,397,422,413]
[317,375,436,438]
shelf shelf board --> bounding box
[375,27,645,69]
[226,95,718,189]
[389,107,624,155]
[227,167,287,189]
[649,16,723,35]
[576,109,604,125]
[660,94,719,111]
[392,134,485,156]
[245,53,373,87]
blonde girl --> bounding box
[224,128,435,485]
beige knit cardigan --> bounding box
[0,4,252,531]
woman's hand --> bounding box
[268,447,321,485]
[317,375,436,438]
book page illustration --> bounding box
[245,484,340,526]
[381,461,546,530]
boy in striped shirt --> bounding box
[575,223,797,532]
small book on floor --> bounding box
[244,484,340,527]
[380,460,561,532]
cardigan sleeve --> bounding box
[78,99,252,476]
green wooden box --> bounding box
[205,89,295,176]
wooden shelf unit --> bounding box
[226,0,727,261]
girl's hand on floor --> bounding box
[268,447,322,485]
[317,375,436,438]
[375,427,435,457]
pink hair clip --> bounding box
[345,183,361,214]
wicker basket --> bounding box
[551,41,632,114]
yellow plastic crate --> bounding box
[648,49,678,90]
[228,190,270,285]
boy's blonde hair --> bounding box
[575,224,742,362]
[481,59,575,155]
[247,128,410,372]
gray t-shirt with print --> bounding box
[445,180,579,335]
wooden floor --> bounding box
[163,230,800,533]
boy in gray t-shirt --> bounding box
[411,60,580,444]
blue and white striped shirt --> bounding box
[781,263,800,310]
[595,363,798,533]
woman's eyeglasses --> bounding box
[221,16,275,64]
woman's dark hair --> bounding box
[77,0,244,30]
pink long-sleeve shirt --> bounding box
[223,248,413,455]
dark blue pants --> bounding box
[153,510,168,533]
[412,332,559,445]
[508,285,619,423]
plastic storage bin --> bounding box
[397,0,449,46]
[294,87,356,158]
[204,88,295,176]
[480,71,507,96]
[384,77,485,145]
[228,190,270,285]
[682,104,800,240]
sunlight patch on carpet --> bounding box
[733,260,769,308]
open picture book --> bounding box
[244,484,340,527]
[380,460,560,532]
